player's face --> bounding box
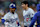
[21,3,28,10]
[10,8,15,12]
[21,3,26,9]
[25,4,28,8]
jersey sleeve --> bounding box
[29,9,34,18]
[3,13,9,20]
[29,13,37,27]
[15,13,19,22]
[15,13,20,26]
[2,13,9,25]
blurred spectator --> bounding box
[0,8,4,17]
[39,1,40,4]
[32,0,37,3]
[0,8,5,27]
[32,4,37,12]
[0,0,5,1]
[4,8,8,14]
[30,3,37,12]
[10,0,16,2]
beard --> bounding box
[11,11,14,14]
[10,10,15,14]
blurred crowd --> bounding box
[0,0,40,27]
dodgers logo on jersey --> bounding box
[9,18,18,23]
[24,15,29,22]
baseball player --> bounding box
[3,3,20,27]
[21,1,34,27]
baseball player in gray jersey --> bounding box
[21,1,34,27]
[3,3,20,27]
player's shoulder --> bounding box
[34,12,40,17]
[34,12,38,16]
[28,8,34,11]
[4,12,10,16]
[36,11,40,15]
[23,10,26,13]
[28,8,34,12]
[3,12,10,19]
[15,12,18,15]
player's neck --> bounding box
[10,11,14,14]
[25,7,28,10]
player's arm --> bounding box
[3,13,9,27]
[30,9,34,20]
[29,13,37,27]
[3,13,10,22]
[16,18,20,26]
[16,14,20,27]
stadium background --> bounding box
[0,0,40,27]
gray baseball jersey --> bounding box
[23,8,34,26]
[3,12,19,27]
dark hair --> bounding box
[21,1,29,7]
[21,1,29,5]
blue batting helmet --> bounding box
[9,3,16,8]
